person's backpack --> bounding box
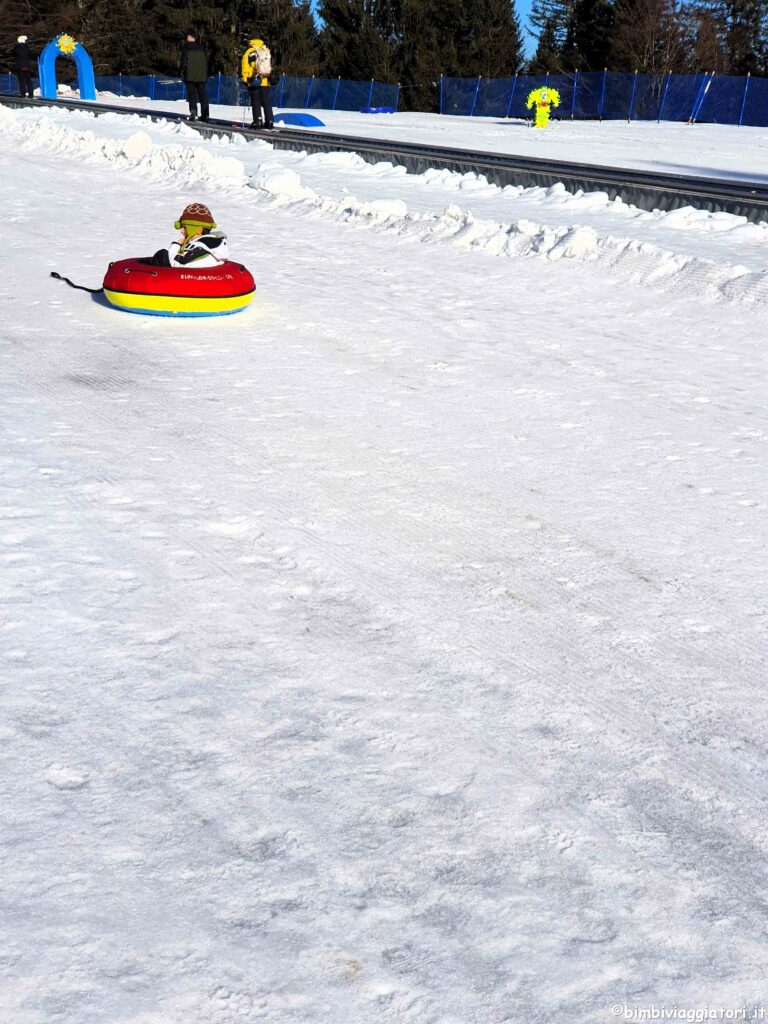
[255,45,272,77]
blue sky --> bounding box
[518,0,536,55]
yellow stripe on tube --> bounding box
[104,289,255,316]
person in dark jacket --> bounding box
[13,36,34,99]
[180,33,209,122]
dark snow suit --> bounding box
[180,42,209,120]
[249,83,273,129]
[13,42,34,98]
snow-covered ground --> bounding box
[6,100,768,283]
[93,91,768,183]
[1,103,768,1023]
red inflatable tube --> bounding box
[102,258,257,317]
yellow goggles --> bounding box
[174,218,216,231]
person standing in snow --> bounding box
[13,35,34,98]
[140,203,229,268]
[180,32,209,122]
[241,38,274,130]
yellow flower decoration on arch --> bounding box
[57,34,77,55]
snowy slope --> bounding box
[1,105,768,1023]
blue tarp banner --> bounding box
[87,74,399,113]
[5,66,765,126]
[1,72,35,94]
[440,70,767,126]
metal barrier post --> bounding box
[739,72,751,127]
[505,74,518,118]
[118,73,123,97]
[628,69,638,120]
[150,75,155,100]
[395,83,401,111]
[216,72,221,104]
[368,78,374,107]
[333,76,341,110]
[304,75,314,107]
[439,74,443,114]
[598,67,607,119]
[571,69,578,118]
[658,71,671,121]
[277,75,285,108]
[470,76,481,116]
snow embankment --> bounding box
[2,104,767,305]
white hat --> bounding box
[18,35,28,43]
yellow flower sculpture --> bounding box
[526,87,561,129]
[57,34,77,55]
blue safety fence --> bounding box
[1,72,38,94]
[9,65,767,125]
[89,73,399,112]
[441,70,768,126]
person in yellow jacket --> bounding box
[242,39,274,130]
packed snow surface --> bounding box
[94,90,768,182]
[1,103,768,1023]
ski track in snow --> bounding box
[1,110,768,1023]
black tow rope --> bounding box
[50,271,103,295]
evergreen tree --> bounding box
[79,0,150,74]
[528,0,574,51]
[393,0,442,111]
[115,0,236,76]
[717,0,767,72]
[372,0,402,41]
[317,0,391,80]
[240,0,319,77]
[572,0,615,68]
[1,0,80,72]
[688,7,727,71]
[560,9,581,68]
[465,0,525,77]
[390,0,523,110]
[528,16,563,71]
[611,0,691,73]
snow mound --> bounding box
[250,164,317,201]
[0,110,248,192]
[548,225,600,260]
[3,105,768,306]
[121,129,153,162]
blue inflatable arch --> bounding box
[38,35,96,101]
